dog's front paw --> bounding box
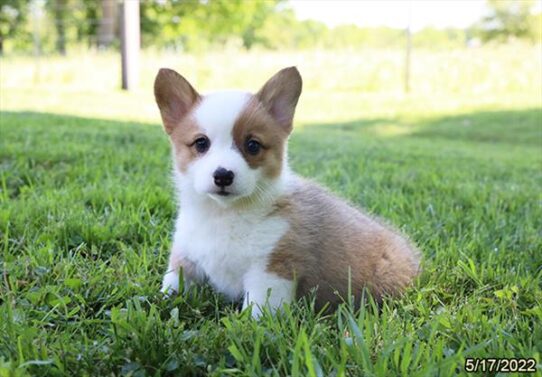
[161,272,180,297]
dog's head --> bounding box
[154,67,302,207]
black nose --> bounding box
[213,167,234,187]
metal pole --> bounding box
[31,0,42,84]
[404,1,412,94]
[120,0,140,90]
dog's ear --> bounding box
[154,68,200,134]
[256,66,302,133]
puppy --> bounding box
[154,67,420,317]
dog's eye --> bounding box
[193,137,210,153]
[245,139,261,155]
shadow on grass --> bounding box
[2,107,541,147]
[0,110,155,129]
[0,110,163,160]
[304,107,542,147]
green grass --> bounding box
[1,47,542,376]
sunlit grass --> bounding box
[2,45,540,93]
[1,45,540,123]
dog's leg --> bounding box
[161,245,203,295]
[242,266,295,318]
[161,264,181,295]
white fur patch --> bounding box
[170,203,290,301]
[243,265,295,318]
[161,271,179,294]
[193,90,250,135]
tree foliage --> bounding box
[474,0,540,42]
[140,0,280,50]
[0,0,539,55]
[0,0,28,54]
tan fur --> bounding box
[267,177,420,310]
[232,98,289,179]
[154,68,200,135]
[256,67,302,133]
[169,116,204,173]
[154,69,206,172]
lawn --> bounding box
[1,47,541,376]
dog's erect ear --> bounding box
[256,67,302,133]
[154,68,200,134]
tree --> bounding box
[140,0,282,51]
[97,0,116,48]
[78,0,99,48]
[44,0,98,54]
[45,0,69,55]
[0,0,27,54]
[140,0,200,49]
[475,0,539,42]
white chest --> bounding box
[174,208,289,299]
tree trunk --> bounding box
[98,0,116,48]
[54,0,68,55]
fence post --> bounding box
[404,1,412,94]
[31,0,42,84]
[120,0,140,90]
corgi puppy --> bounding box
[154,67,420,317]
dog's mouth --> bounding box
[213,186,236,197]
[208,188,244,203]
[216,189,230,197]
